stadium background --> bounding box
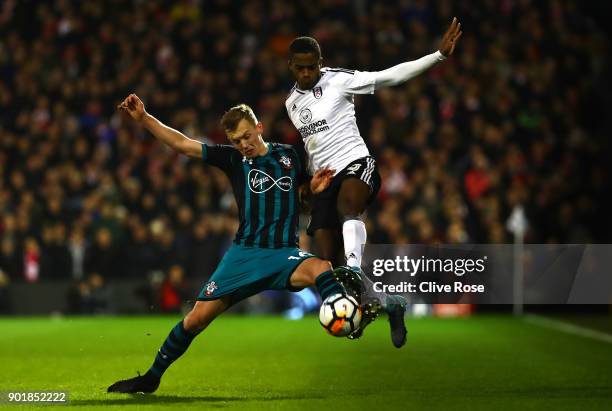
[1,0,610,315]
[1,1,612,409]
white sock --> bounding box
[343,219,366,268]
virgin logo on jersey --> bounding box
[298,119,330,138]
[248,169,293,193]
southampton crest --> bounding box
[204,281,218,296]
[279,155,293,169]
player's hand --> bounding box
[117,93,147,122]
[439,17,462,57]
[310,168,335,194]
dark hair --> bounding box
[289,36,321,59]
[220,104,258,132]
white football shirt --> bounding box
[285,68,378,175]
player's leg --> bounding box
[288,256,348,302]
[288,254,376,339]
[308,172,344,266]
[313,228,343,266]
[149,298,231,377]
[337,181,407,347]
[336,177,370,269]
[107,297,231,393]
[307,170,366,298]
[335,177,380,299]
[288,256,331,287]
[337,162,407,347]
[289,254,370,305]
[308,177,365,296]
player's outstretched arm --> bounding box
[373,17,462,89]
[118,94,202,158]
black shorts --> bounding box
[307,156,381,236]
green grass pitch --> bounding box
[1,315,611,410]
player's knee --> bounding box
[183,305,214,332]
[337,195,366,219]
[298,259,333,287]
[316,259,333,275]
[182,311,202,333]
[311,259,333,283]
[338,180,370,218]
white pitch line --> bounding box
[524,314,612,345]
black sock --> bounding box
[315,270,346,301]
[148,320,196,378]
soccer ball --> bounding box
[319,294,361,337]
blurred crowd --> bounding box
[0,0,609,295]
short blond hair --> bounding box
[220,104,258,132]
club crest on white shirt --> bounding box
[299,108,312,124]
[285,68,375,174]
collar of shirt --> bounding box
[242,143,272,164]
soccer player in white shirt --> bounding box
[286,18,462,347]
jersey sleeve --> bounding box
[201,144,236,175]
[330,69,378,95]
